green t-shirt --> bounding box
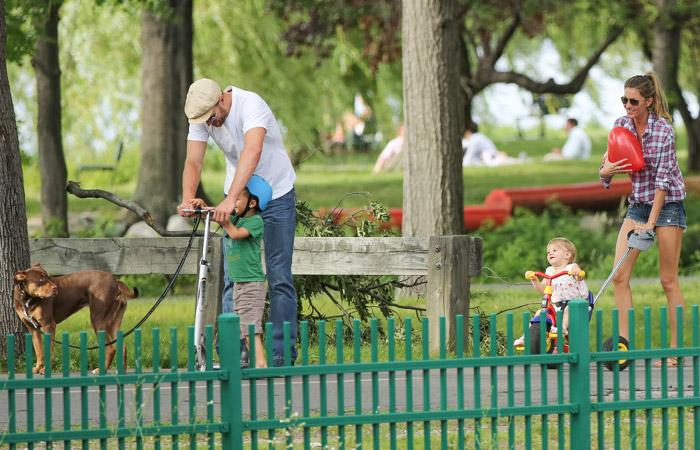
[224,214,265,282]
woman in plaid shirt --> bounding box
[599,72,686,366]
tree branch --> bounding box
[66,180,196,237]
[487,14,521,70]
[321,284,354,326]
[486,24,624,94]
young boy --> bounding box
[214,175,272,368]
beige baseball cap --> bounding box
[184,78,222,124]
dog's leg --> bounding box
[30,330,44,374]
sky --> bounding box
[475,40,699,133]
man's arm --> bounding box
[212,127,266,223]
[178,140,207,216]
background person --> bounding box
[599,72,686,366]
[372,123,404,173]
[462,123,523,166]
[178,78,298,367]
[544,118,591,161]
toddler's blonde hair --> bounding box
[548,237,577,264]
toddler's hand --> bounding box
[525,270,535,280]
[570,265,584,281]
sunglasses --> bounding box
[206,103,219,124]
[621,96,643,106]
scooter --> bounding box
[181,207,215,372]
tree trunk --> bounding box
[401,0,464,237]
[31,0,68,237]
[0,0,30,357]
[133,0,193,228]
[687,120,700,170]
[651,0,700,171]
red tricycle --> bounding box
[515,269,594,356]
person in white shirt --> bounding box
[373,124,404,173]
[462,123,521,166]
[545,118,591,161]
[177,79,298,367]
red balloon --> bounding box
[607,126,644,171]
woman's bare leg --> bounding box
[657,226,685,348]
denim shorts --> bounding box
[626,201,687,229]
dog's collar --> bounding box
[18,288,42,330]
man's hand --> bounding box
[178,198,207,217]
[214,196,236,223]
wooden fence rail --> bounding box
[28,235,482,350]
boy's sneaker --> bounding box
[240,346,250,369]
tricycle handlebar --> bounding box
[525,269,585,280]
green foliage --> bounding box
[39,217,68,238]
[5,0,46,63]
[478,195,700,286]
[294,197,404,334]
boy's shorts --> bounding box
[626,201,687,229]
[233,281,267,336]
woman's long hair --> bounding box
[624,72,672,122]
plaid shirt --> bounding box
[600,114,685,205]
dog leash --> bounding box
[37,214,205,350]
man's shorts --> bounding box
[233,281,267,336]
[626,201,687,229]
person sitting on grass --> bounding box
[514,237,588,348]
[462,123,524,167]
[191,175,272,369]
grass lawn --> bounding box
[7,278,696,373]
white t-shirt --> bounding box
[462,132,499,166]
[187,86,296,199]
[562,127,591,160]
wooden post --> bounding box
[426,235,482,352]
[202,235,224,339]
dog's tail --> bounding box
[117,281,139,299]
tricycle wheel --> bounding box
[602,336,630,372]
[530,323,554,355]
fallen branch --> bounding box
[66,180,196,237]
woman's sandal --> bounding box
[653,357,681,367]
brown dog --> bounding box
[13,263,138,374]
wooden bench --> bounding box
[29,235,482,350]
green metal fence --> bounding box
[2,300,699,449]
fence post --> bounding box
[568,299,591,450]
[427,235,482,352]
[219,313,243,450]
[202,236,224,334]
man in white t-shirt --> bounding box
[177,78,298,367]
[544,118,591,161]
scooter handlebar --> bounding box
[180,208,216,215]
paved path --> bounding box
[2,362,695,431]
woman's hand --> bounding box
[600,152,633,178]
[633,220,655,234]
